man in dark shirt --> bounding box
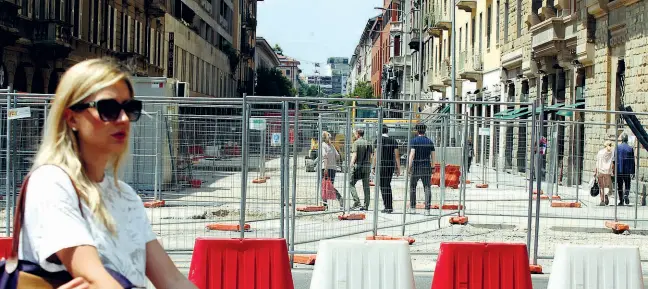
[372,127,401,213]
[349,129,373,210]
[408,123,435,216]
[616,134,635,205]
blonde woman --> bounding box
[18,59,197,288]
[321,131,343,210]
[595,140,615,206]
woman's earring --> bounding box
[71,127,77,132]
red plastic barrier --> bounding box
[431,164,462,188]
[431,242,533,289]
[0,237,11,259]
[188,238,294,289]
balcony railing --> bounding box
[473,54,483,71]
[146,0,166,17]
[432,10,452,30]
[457,51,466,74]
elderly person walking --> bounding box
[596,140,615,206]
[321,131,343,210]
[616,133,636,206]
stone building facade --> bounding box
[415,0,647,186]
[0,0,166,94]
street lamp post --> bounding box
[450,0,457,145]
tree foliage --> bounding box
[351,81,374,99]
[255,67,295,96]
[273,44,284,55]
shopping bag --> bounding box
[321,178,337,200]
[589,176,599,197]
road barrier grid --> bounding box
[1,91,647,273]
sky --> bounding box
[257,0,383,76]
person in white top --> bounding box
[18,58,198,289]
[320,131,343,210]
[595,140,615,206]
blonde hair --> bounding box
[32,58,134,234]
[322,131,332,145]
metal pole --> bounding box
[154,110,160,201]
[575,120,581,203]
[344,106,351,213]
[317,114,323,204]
[261,126,267,179]
[635,138,640,228]
[290,99,300,267]
[4,87,12,236]
[614,117,619,220]
[402,110,413,235]
[418,6,424,105]
[533,78,545,265]
[280,102,287,239]
[440,116,447,208]
[450,0,457,146]
[374,107,383,236]
[526,101,537,257]
[460,105,469,216]
[240,94,249,239]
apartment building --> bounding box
[348,15,379,95]
[165,0,235,98]
[278,54,301,90]
[255,37,280,69]
[0,0,165,93]
[423,0,648,184]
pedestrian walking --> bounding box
[349,129,373,211]
[616,134,635,206]
[408,123,435,216]
[595,140,614,206]
[466,138,474,173]
[372,127,401,213]
[321,131,343,210]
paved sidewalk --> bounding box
[291,269,551,289]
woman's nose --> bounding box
[117,109,130,123]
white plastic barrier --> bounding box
[548,244,644,289]
[309,240,415,289]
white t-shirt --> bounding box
[18,165,157,287]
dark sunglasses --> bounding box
[69,99,142,122]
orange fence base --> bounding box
[252,178,267,184]
[476,183,489,188]
[605,221,630,233]
[296,206,326,212]
[530,264,544,274]
[533,195,561,200]
[366,235,416,245]
[415,203,464,210]
[550,202,581,208]
[293,254,317,265]
[205,223,251,232]
[338,213,366,220]
[143,200,165,208]
[533,189,544,195]
[465,180,471,184]
[449,216,468,225]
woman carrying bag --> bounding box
[2,59,197,289]
[321,131,343,210]
[595,140,615,206]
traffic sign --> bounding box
[7,107,30,120]
[271,133,281,146]
[250,118,266,130]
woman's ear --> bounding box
[64,109,78,131]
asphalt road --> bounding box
[291,269,551,289]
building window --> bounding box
[486,5,491,48]
[286,70,290,76]
[496,0,500,45]
[471,17,476,53]
[134,20,140,54]
[479,13,483,52]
